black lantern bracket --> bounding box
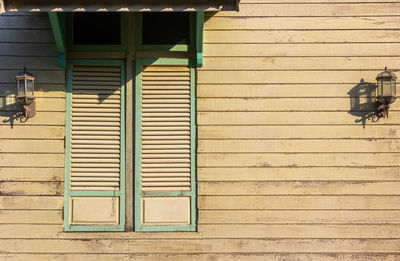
[15,67,36,120]
[376,67,397,118]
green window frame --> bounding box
[135,13,196,52]
[134,58,197,232]
[67,13,127,52]
[64,59,126,232]
[62,11,203,232]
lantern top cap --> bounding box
[16,67,34,78]
[376,67,397,81]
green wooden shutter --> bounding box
[135,59,196,232]
[64,60,125,232]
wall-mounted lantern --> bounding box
[376,67,397,118]
[15,67,36,119]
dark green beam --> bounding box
[48,12,66,68]
[196,12,204,67]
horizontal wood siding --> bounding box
[0,12,66,249]
[197,0,400,259]
[1,2,400,260]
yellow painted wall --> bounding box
[1,0,400,259]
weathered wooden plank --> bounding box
[0,97,65,111]
[0,238,400,253]
[198,126,400,139]
[0,126,64,139]
[198,139,400,153]
[214,3,400,17]
[0,15,51,29]
[199,57,400,70]
[198,153,400,167]
[199,224,400,238]
[0,182,63,196]
[197,98,400,111]
[0,43,57,56]
[205,16,400,30]
[198,195,400,210]
[198,181,400,195]
[0,168,64,181]
[197,84,379,98]
[0,254,399,261]
[0,112,65,126]
[0,224,62,238]
[0,196,63,209]
[197,71,386,84]
[0,210,61,224]
[197,167,400,181]
[0,224,200,239]
[198,112,400,126]
[203,43,400,57]
[0,154,64,167]
[0,70,65,84]
[0,140,63,153]
[0,57,59,70]
[204,30,400,44]
[0,29,54,43]
[199,210,400,224]
[0,84,65,97]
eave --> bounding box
[1,0,239,13]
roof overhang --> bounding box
[1,0,239,13]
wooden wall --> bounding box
[197,0,400,259]
[1,0,400,259]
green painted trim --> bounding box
[134,58,196,232]
[138,44,188,52]
[67,59,123,67]
[195,12,204,67]
[70,191,122,197]
[139,225,194,232]
[120,60,127,231]
[142,191,192,197]
[189,65,197,232]
[58,53,66,68]
[67,13,127,51]
[137,58,190,66]
[64,59,126,232]
[48,12,66,68]
[135,13,191,52]
[63,62,73,231]
[69,225,123,232]
[134,60,142,232]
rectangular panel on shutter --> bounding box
[141,65,191,192]
[70,65,121,191]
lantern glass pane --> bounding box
[26,79,34,96]
[377,81,383,96]
[17,79,25,96]
[392,79,397,96]
[383,81,392,96]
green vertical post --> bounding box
[196,12,204,67]
[48,12,66,68]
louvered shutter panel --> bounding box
[65,62,125,231]
[135,63,196,231]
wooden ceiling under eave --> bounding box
[1,0,239,12]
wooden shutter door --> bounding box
[64,61,125,231]
[135,62,196,231]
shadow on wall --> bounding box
[348,79,379,128]
[0,96,25,128]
